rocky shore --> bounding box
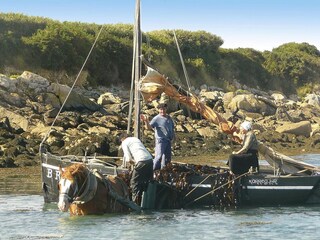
[1,71,320,168]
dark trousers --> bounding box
[130,160,153,203]
[228,150,259,175]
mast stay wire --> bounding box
[39,26,104,150]
[173,30,192,93]
[173,30,193,118]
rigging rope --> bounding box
[39,26,104,150]
[145,34,152,62]
[173,30,192,92]
[173,30,193,118]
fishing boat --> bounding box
[39,62,320,208]
[39,0,320,209]
[137,63,320,208]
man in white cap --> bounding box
[228,121,259,174]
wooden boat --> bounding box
[40,149,320,208]
[138,62,320,208]
[39,0,320,209]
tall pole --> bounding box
[133,0,141,138]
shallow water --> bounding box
[0,154,320,239]
[0,194,320,239]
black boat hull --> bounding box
[40,153,320,207]
[240,174,320,205]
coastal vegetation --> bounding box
[1,13,320,96]
[1,13,320,168]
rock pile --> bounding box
[1,71,320,167]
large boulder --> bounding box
[37,92,61,110]
[0,74,18,92]
[304,93,320,107]
[196,126,217,138]
[0,107,29,131]
[222,92,235,109]
[199,90,223,102]
[275,121,312,137]
[18,71,50,94]
[228,93,275,116]
[0,90,26,107]
[97,92,122,105]
[48,83,101,111]
[271,92,287,104]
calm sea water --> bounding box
[0,154,320,240]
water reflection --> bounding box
[0,166,42,195]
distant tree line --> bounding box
[1,13,320,96]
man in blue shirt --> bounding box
[141,103,175,170]
[120,133,153,204]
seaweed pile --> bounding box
[154,163,239,208]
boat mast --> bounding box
[133,0,142,138]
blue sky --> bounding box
[1,0,319,51]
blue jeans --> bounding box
[153,138,171,170]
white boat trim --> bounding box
[245,186,314,190]
[42,163,60,171]
[168,182,212,188]
[190,184,212,188]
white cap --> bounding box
[240,121,252,131]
